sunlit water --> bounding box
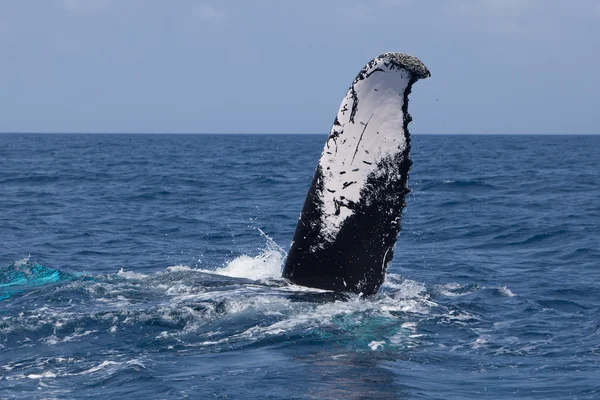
[1,134,599,399]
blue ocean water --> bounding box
[0,133,599,399]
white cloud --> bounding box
[192,4,225,22]
[62,0,111,13]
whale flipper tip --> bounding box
[378,52,431,79]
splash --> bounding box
[212,249,283,280]
[210,229,285,280]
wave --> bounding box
[419,179,496,193]
[506,229,569,246]
[0,249,438,354]
[0,232,524,391]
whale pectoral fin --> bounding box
[282,52,430,295]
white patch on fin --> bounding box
[317,55,413,241]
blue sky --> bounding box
[1,0,598,134]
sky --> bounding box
[1,0,598,134]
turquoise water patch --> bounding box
[0,259,74,300]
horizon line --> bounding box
[1,132,599,136]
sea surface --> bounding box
[0,133,599,399]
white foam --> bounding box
[116,268,149,280]
[195,229,285,281]
[271,284,330,293]
[437,282,477,297]
[223,295,291,315]
[446,310,480,322]
[381,273,407,289]
[401,321,417,331]
[215,289,432,345]
[499,286,516,297]
[369,340,385,350]
[211,249,283,280]
[471,335,490,349]
[14,255,31,267]
[62,329,97,343]
[165,264,194,272]
[27,371,56,379]
[387,329,421,347]
[68,358,145,376]
[2,239,445,357]
[79,360,121,375]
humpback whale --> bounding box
[282,52,430,295]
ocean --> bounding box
[1,133,599,399]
